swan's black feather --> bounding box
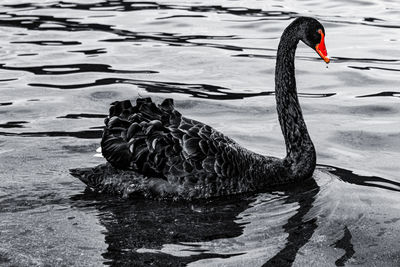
[100,97,288,198]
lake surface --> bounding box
[0,0,399,266]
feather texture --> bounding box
[99,97,290,199]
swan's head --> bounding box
[295,17,330,64]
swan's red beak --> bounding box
[315,29,330,63]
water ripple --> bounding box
[29,77,335,100]
[357,91,400,98]
[0,121,28,129]
[0,10,258,53]
[0,63,157,75]
[3,1,297,19]
[0,102,13,106]
[57,113,107,119]
[69,48,107,55]
[236,54,400,64]
[0,130,102,139]
[11,40,81,46]
[348,66,400,72]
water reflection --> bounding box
[262,178,319,267]
[331,226,355,267]
[70,171,319,266]
[71,193,254,266]
[324,165,400,192]
[70,164,400,266]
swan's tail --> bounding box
[70,163,179,198]
[69,164,108,190]
[69,163,132,194]
[69,167,91,184]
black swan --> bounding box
[70,17,330,199]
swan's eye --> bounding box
[317,29,323,39]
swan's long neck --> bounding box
[274,26,316,179]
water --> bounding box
[0,0,399,266]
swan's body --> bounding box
[71,17,329,199]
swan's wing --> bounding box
[101,98,240,184]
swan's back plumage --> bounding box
[100,98,285,198]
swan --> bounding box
[70,17,330,199]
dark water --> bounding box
[0,0,399,266]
